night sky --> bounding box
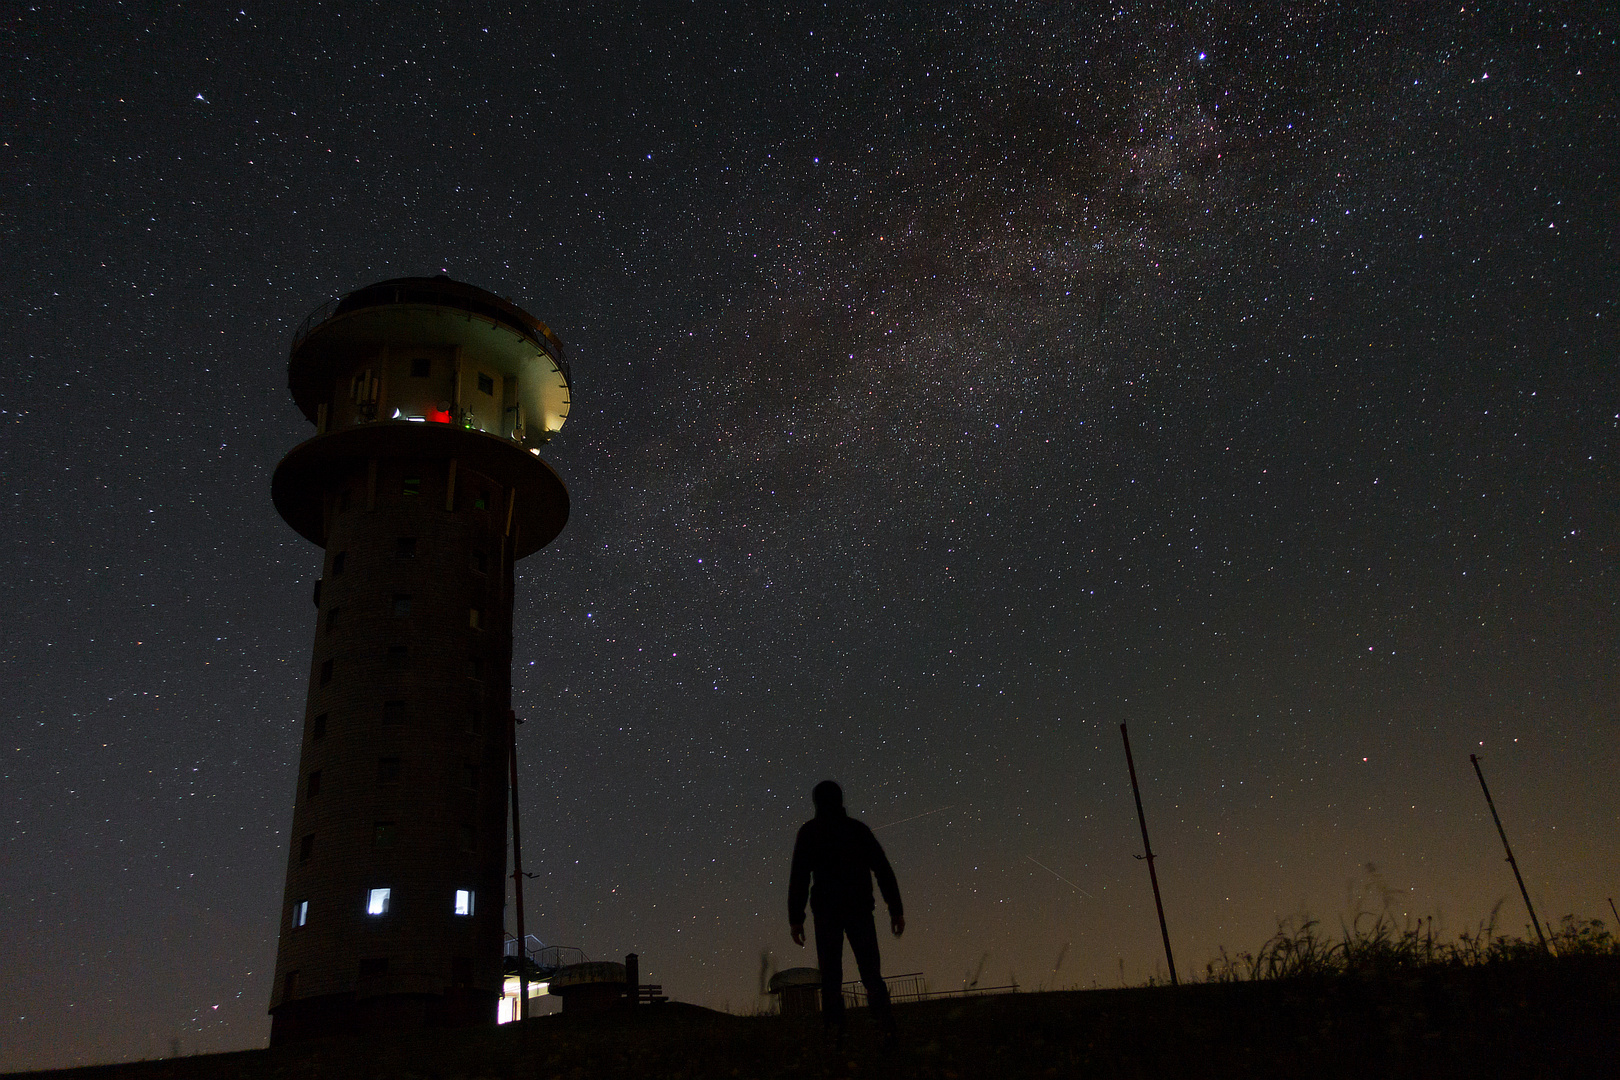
[4,2,1616,1070]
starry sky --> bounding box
[3,1,1616,1070]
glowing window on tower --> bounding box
[366,888,391,916]
[455,890,474,916]
[293,900,309,927]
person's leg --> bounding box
[846,907,893,1033]
[812,908,846,1032]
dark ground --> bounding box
[11,958,1617,1080]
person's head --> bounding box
[812,780,844,816]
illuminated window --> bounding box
[392,594,412,616]
[311,713,328,739]
[477,373,495,395]
[455,889,475,916]
[377,757,401,783]
[373,822,397,848]
[299,833,314,863]
[402,476,421,496]
[293,900,308,928]
[306,770,321,799]
[411,357,431,377]
[333,551,347,575]
[366,888,391,916]
[468,608,482,629]
[383,700,406,723]
[319,659,333,685]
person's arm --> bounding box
[866,826,904,934]
[788,825,811,944]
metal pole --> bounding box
[1120,723,1178,986]
[1470,754,1549,953]
[509,709,529,1018]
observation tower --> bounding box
[266,276,571,1044]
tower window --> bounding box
[396,537,416,557]
[311,713,328,740]
[373,822,397,848]
[468,608,482,630]
[461,763,478,790]
[365,889,391,916]
[473,491,490,511]
[306,770,322,799]
[377,757,401,782]
[284,971,299,1000]
[387,645,408,669]
[319,659,334,685]
[468,658,483,680]
[458,824,476,852]
[333,551,347,575]
[338,489,351,512]
[471,552,488,574]
[392,594,412,616]
[299,833,315,863]
[293,900,308,928]
[411,357,431,377]
[454,889,475,916]
[326,607,340,632]
[383,700,406,723]
[402,476,421,496]
[477,373,495,395]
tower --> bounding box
[266,276,571,1044]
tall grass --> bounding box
[1202,909,1617,983]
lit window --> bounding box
[392,594,412,616]
[293,900,309,928]
[468,608,482,629]
[455,889,474,916]
[402,477,421,496]
[366,888,391,915]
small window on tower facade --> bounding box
[402,476,421,496]
[377,757,401,783]
[454,889,475,916]
[306,770,321,799]
[299,833,315,863]
[392,594,412,616]
[284,971,299,1000]
[396,537,416,557]
[365,889,391,916]
[326,607,340,632]
[373,822,397,848]
[319,659,333,685]
[387,645,408,669]
[293,900,308,928]
[311,713,328,740]
[468,608,482,630]
[471,552,488,574]
[333,551,347,575]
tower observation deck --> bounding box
[266,276,571,1044]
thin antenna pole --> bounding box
[1120,723,1178,986]
[509,709,530,1018]
[1470,754,1549,953]
[1608,898,1618,930]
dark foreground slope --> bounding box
[11,957,1618,1080]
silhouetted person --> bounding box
[788,780,904,1040]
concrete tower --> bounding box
[266,276,571,1044]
